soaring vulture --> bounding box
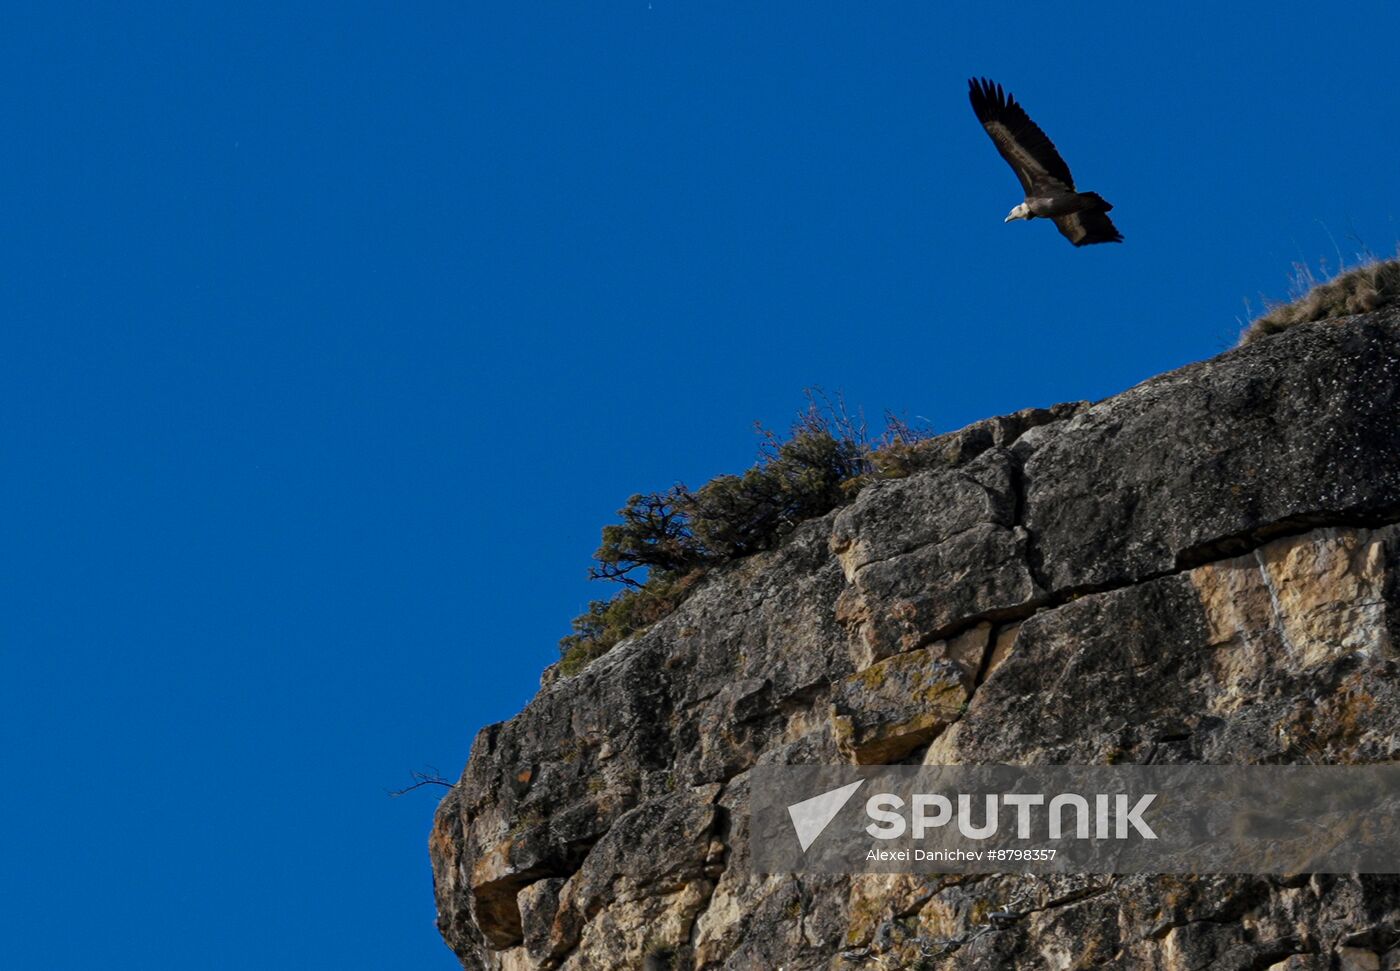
[967,77,1122,247]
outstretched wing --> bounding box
[967,77,1076,195]
[1052,209,1123,246]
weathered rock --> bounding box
[829,624,986,764]
[928,524,1400,768]
[900,400,1090,471]
[1024,314,1400,594]
[546,784,722,968]
[517,879,564,963]
[831,448,1045,666]
[432,313,1400,970]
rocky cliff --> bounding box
[432,312,1400,970]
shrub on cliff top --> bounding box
[558,394,931,674]
[557,571,704,677]
[587,395,926,585]
[589,485,705,587]
[1241,254,1400,345]
[688,426,868,559]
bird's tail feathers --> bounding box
[1081,192,1113,212]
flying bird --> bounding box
[967,77,1122,247]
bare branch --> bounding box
[388,766,454,797]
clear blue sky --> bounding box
[4,3,1397,968]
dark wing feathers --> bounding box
[967,77,1076,194]
[1052,209,1123,247]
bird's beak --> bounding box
[1004,213,1017,223]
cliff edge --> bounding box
[432,312,1400,970]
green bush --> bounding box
[1241,255,1400,344]
[558,571,703,676]
[558,394,931,674]
[589,485,707,586]
[689,429,868,559]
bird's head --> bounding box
[1004,203,1031,223]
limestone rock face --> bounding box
[432,313,1400,970]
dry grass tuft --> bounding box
[1240,252,1400,345]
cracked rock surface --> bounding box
[432,313,1400,970]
